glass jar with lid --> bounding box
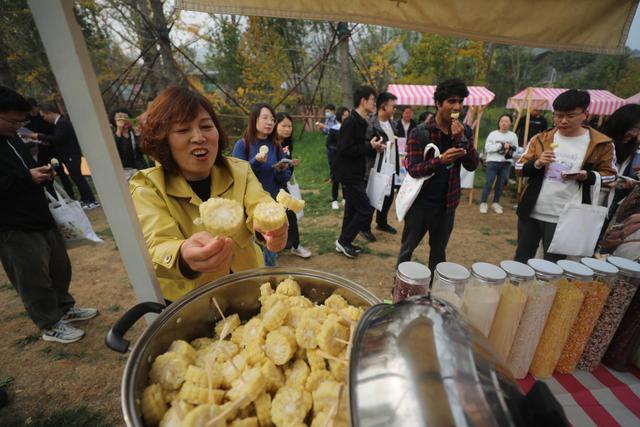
[555,260,610,374]
[393,261,431,303]
[581,257,619,286]
[431,262,470,310]
[488,261,532,362]
[601,257,640,372]
[461,262,506,337]
[578,256,638,371]
[505,259,560,379]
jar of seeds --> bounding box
[431,262,470,310]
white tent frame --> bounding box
[28,0,164,317]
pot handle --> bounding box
[105,302,166,353]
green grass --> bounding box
[506,238,518,246]
[0,282,14,292]
[2,407,112,427]
[14,333,40,347]
[40,347,84,361]
[108,304,121,312]
[96,227,113,240]
[299,226,337,255]
[0,376,14,388]
[4,311,29,321]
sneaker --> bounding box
[360,230,377,242]
[291,245,312,259]
[331,200,339,210]
[87,201,101,210]
[491,203,503,214]
[42,321,85,343]
[335,240,357,258]
[61,307,98,323]
[376,223,397,234]
[351,243,363,253]
[479,203,488,214]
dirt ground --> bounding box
[0,190,518,426]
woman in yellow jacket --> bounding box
[130,87,288,302]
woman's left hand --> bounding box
[292,159,300,167]
[274,162,289,171]
[261,222,288,252]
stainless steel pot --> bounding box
[106,267,381,427]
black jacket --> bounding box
[25,114,56,164]
[114,130,148,170]
[0,136,55,232]
[38,115,82,157]
[395,119,417,138]
[334,110,375,185]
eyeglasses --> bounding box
[553,112,585,120]
[0,116,29,127]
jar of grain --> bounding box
[601,257,640,372]
[462,263,506,337]
[431,262,470,310]
[555,261,610,374]
[577,256,637,372]
[488,261,532,363]
[506,259,561,379]
[393,261,431,303]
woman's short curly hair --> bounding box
[140,87,228,175]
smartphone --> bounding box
[562,172,579,178]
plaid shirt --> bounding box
[406,118,479,212]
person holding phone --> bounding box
[514,90,616,262]
[334,86,386,258]
[232,103,291,266]
[111,107,149,180]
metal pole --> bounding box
[28,0,163,311]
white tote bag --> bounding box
[395,143,440,222]
[46,183,103,245]
[286,174,304,220]
[366,152,393,211]
[548,172,608,257]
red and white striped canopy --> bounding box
[387,84,495,107]
[506,87,627,116]
[626,92,640,104]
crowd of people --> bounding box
[1,78,639,348]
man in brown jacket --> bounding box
[514,89,616,262]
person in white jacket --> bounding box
[480,114,518,214]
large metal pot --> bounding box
[106,267,381,427]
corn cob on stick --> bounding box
[195,197,245,239]
[253,201,287,232]
[276,189,305,214]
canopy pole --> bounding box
[468,106,485,205]
[517,88,533,198]
[28,0,163,312]
[512,106,523,135]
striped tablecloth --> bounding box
[518,367,640,426]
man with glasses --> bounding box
[334,86,386,258]
[0,86,97,344]
[515,89,616,262]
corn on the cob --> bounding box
[177,382,225,405]
[141,383,167,426]
[276,189,305,214]
[149,352,190,390]
[259,145,269,155]
[196,197,244,239]
[324,294,349,312]
[159,400,193,427]
[243,341,267,365]
[262,300,289,331]
[295,315,321,349]
[227,367,267,404]
[271,385,312,426]
[275,277,301,296]
[230,417,259,427]
[261,360,285,393]
[215,313,241,339]
[305,369,332,392]
[168,340,196,364]
[184,365,222,389]
[306,349,327,372]
[312,380,341,413]
[181,404,226,427]
[253,393,273,427]
[265,326,297,365]
[285,359,310,387]
[253,201,287,232]
[318,317,349,356]
[243,317,267,347]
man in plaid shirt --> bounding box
[397,78,479,272]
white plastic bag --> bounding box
[548,172,607,257]
[395,143,440,221]
[46,183,103,245]
[366,152,393,211]
[286,174,304,219]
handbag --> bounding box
[286,173,304,220]
[366,151,393,211]
[46,182,103,245]
[395,143,440,222]
[548,172,608,257]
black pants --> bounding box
[339,182,373,245]
[286,210,300,249]
[364,187,397,232]
[332,181,340,202]
[0,228,74,329]
[62,155,95,203]
[514,216,565,263]
[397,203,456,273]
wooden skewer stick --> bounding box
[316,350,349,365]
[211,296,226,321]
[323,383,344,427]
[205,396,248,427]
[334,337,350,345]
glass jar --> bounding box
[555,259,611,374]
[431,262,470,310]
[488,261,532,363]
[530,276,585,378]
[506,259,561,379]
[601,257,640,372]
[577,256,637,372]
[393,261,431,303]
[461,262,506,337]
[581,257,619,286]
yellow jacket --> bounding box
[129,156,273,301]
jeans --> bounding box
[263,246,278,267]
[515,216,566,263]
[481,161,511,204]
[339,182,373,245]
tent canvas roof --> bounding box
[387,84,495,107]
[506,87,627,116]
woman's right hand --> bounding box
[179,232,234,274]
[255,152,267,163]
